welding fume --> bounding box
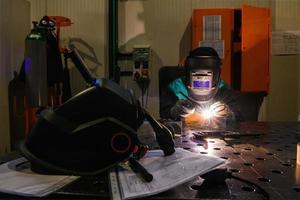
[169,47,236,129]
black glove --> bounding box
[170,99,195,119]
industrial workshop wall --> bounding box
[119,0,300,122]
[267,0,300,121]
[0,0,107,156]
[119,0,272,119]
[118,0,193,118]
[0,0,30,156]
[29,0,107,95]
[27,0,300,121]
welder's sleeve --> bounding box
[170,99,195,119]
[168,78,188,100]
[161,77,191,120]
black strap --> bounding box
[142,108,175,156]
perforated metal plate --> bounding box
[165,122,300,200]
[0,122,300,199]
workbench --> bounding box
[0,122,300,199]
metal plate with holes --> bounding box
[0,122,299,199]
[164,122,300,200]
[122,121,300,200]
[56,122,300,199]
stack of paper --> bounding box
[0,157,78,197]
[110,148,226,200]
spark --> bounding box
[193,101,229,129]
[202,108,214,119]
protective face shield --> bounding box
[18,78,175,176]
[185,47,222,102]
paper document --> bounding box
[112,148,225,200]
[0,157,78,197]
[272,31,300,55]
[203,15,222,40]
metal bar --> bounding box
[108,0,119,83]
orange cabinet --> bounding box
[192,5,271,92]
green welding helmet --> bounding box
[185,47,222,102]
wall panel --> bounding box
[0,0,11,156]
[274,0,300,30]
[0,0,30,155]
[119,0,192,117]
[267,0,300,121]
[192,0,271,8]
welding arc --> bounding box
[179,91,227,114]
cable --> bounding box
[142,79,146,108]
[201,168,270,200]
[138,77,150,108]
[141,88,144,108]
[145,86,149,109]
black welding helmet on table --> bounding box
[19,78,175,176]
[185,47,222,103]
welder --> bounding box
[168,47,238,129]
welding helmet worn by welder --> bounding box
[185,47,222,103]
[19,78,175,176]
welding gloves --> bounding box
[170,99,195,119]
[208,101,236,129]
[209,101,232,118]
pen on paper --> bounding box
[129,157,153,182]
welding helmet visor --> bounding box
[185,47,222,102]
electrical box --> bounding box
[192,5,271,92]
[132,45,151,81]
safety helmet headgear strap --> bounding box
[185,47,222,102]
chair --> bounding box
[159,66,186,119]
[230,91,266,121]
